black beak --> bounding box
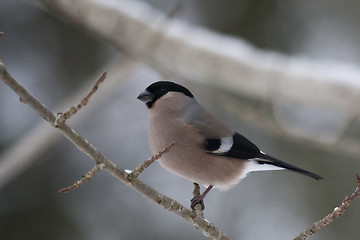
[137,90,154,103]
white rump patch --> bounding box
[239,159,285,180]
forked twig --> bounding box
[294,174,360,240]
[55,72,107,126]
[58,163,105,193]
[131,141,177,178]
[59,142,177,193]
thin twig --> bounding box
[131,141,176,178]
[55,71,107,126]
[58,163,105,193]
[0,59,229,240]
[294,174,360,240]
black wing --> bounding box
[205,132,260,159]
[205,133,323,180]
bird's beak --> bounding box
[137,90,154,103]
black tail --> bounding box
[257,153,323,180]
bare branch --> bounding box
[0,59,229,240]
[0,59,134,189]
[55,71,107,126]
[294,174,360,240]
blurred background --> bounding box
[1,0,360,239]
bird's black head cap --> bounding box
[138,81,194,108]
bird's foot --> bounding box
[191,196,205,210]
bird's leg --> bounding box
[191,185,213,210]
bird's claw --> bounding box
[191,196,205,210]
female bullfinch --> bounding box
[138,81,323,210]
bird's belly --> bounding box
[149,119,246,189]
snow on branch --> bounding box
[32,0,360,100]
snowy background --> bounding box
[1,1,360,239]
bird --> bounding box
[137,81,323,210]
